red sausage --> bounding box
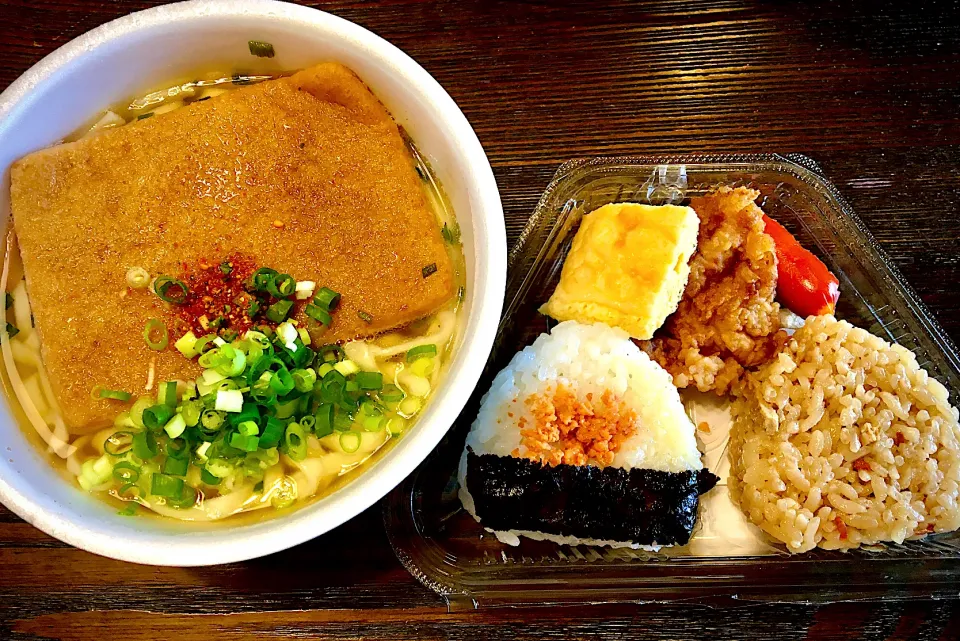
[763,214,840,317]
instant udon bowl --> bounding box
[0,0,505,565]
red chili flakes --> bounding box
[852,458,872,472]
[176,254,260,337]
[834,517,848,540]
[894,432,906,446]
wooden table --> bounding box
[2,0,959,638]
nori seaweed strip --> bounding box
[465,451,719,546]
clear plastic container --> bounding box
[384,154,960,610]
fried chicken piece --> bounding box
[641,186,786,395]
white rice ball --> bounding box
[464,320,702,473]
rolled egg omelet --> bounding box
[540,203,699,340]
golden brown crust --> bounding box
[10,62,455,430]
[641,186,785,395]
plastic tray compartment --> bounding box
[384,154,960,610]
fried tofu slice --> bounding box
[540,203,700,340]
[10,62,455,430]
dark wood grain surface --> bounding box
[2,0,960,639]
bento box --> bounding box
[384,154,960,610]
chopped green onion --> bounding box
[193,333,218,355]
[284,422,308,461]
[315,404,335,437]
[316,363,335,378]
[228,403,260,427]
[200,409,225,431]
[130,396,154,429]
[229,432,260,452]
[118,483,142,500]
[247,299,261,318]
[166,437,189,459]
[379,384,404,403]
[159,381,178,408]
[333,409,354,432]
[251,267,278,291]
[174,331,199,357]
[217,345,246,377]
[295,281,316,301]
[153,275,189,304]
[126,267,151,289]
[422,263,438,278]
[275,397,299,419]
[268,367,295,396]
[319,369,347,403]
[215,389,244,412]
[143,318,169,351]
[267,273,296,298]
[355,371,383,391]
[142,404,175,430]
[258,417,285,448]
[195,443,211,463]
[313,287,341,311]
[441,222,460,244]
[113,411,135,428]
[333,360,360,377]
[205,459,233,478]
[319,344,344,364]
[167,485,199,509]
[151,473,185,498]
[360,402,384,431]
[4,293,11,309]
[339,431,361,453]
[132,430,158,460]
[5,323,18,339]
[200,468,221,485]
[98,388,132,402]
[104,431,135,457]
[238,420,259,436]
[248,40,275,58]
[358,310,373,324]
[137,112,154,120]
[250,380,277,406]
[385,416,406,436]
[198,348,223,369]
[299,414,316,432]
[180,399,202,427]
[163,413,187,439]
[292,368,317,392]
[112,461,141,483]
[162,455,189,477]
[406,344,438,362]
[219,261,233,276]
[305,303,332,325]
[297,327,311,345]
[409,357,434,378]
[266,299,294,323]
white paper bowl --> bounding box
[0,0,505,565]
